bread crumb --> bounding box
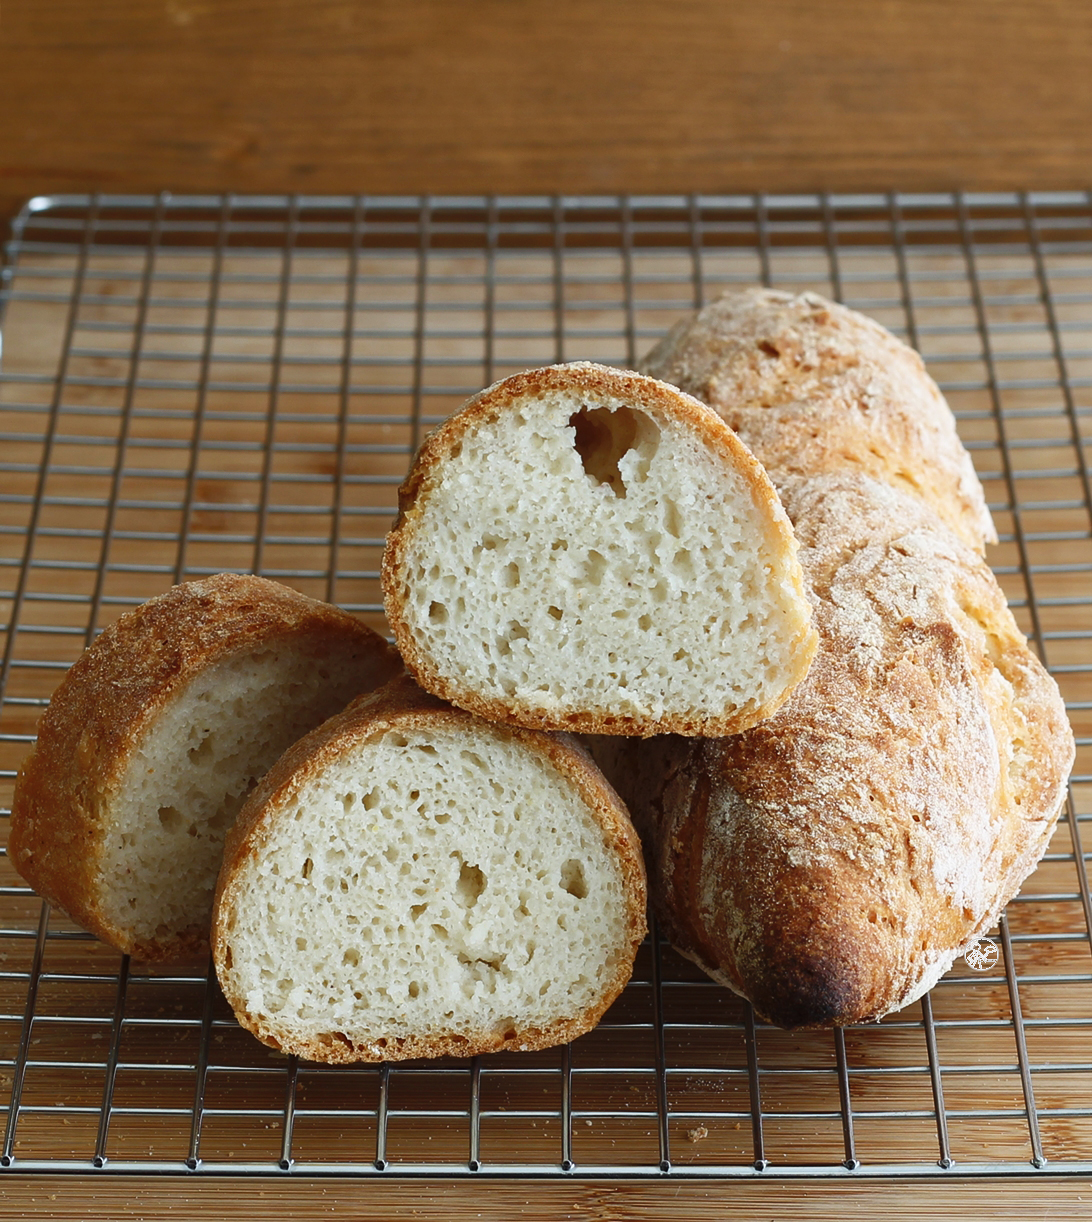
[687,1125,709,1143]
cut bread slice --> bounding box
[212,675,647,1063]
[9,574,402,961]
[382,362,817,736]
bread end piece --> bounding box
[9,574,402,961]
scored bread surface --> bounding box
[212,676,648,1063]
[640,287,996,552]
[9,574,402,960]
[383,361,817,737]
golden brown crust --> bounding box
[382,360,817,737]
[212,673,648,1063]
[8,574,402,960]
[597,474,1073,1028]
[640,288,997,553]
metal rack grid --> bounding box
[0,191,1089,1179]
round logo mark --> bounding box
[964,938,1000,972]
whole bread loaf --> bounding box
[589,288,1074,1027]
[212,675,647,1062]
[9,574,402,960]
[382,361,817,737]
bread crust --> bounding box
[596,474,1073,1027]
[212,674,648,1063]
[9,574,402,960]
[382,360,817,737]
[640,288,997,552]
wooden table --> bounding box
[2,6,1091,1219]
[2,0,1092,226]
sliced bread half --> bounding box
[382,361,817,737]
[212,675,647,1063]
[9,574,402,960]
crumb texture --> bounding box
[99,645,382,951]
[215,701,645,1061]
[384,363,815,736]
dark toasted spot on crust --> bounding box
[746,946,865,1030]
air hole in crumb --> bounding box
[187,734,213,763]
[302,857,314,879]
[428,601,448,623]
[158,805,185,833]
[560,859,588,900]
[758,340,780,358]
[569,405,659,497]
[547,605,563,621]
[584,549,607,586]
[408,981,420,998]
[455,856,486,907]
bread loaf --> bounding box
[382,361,817,738]
[212,675,647,1062]
[588,288,1074,1027]
[9,574,402,960]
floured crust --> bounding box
[640,288,997,552]
[212,675,648,1063]
[382,360,817,737]
[8,574,402,960]
[596,474,1073,1027]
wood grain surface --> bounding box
[4,1174,1092,1220]
[3,0,1092,232]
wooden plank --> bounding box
[3,1174,1092,1221]
[2,0,1092,229]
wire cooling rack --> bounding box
[0,192,1089,1179]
